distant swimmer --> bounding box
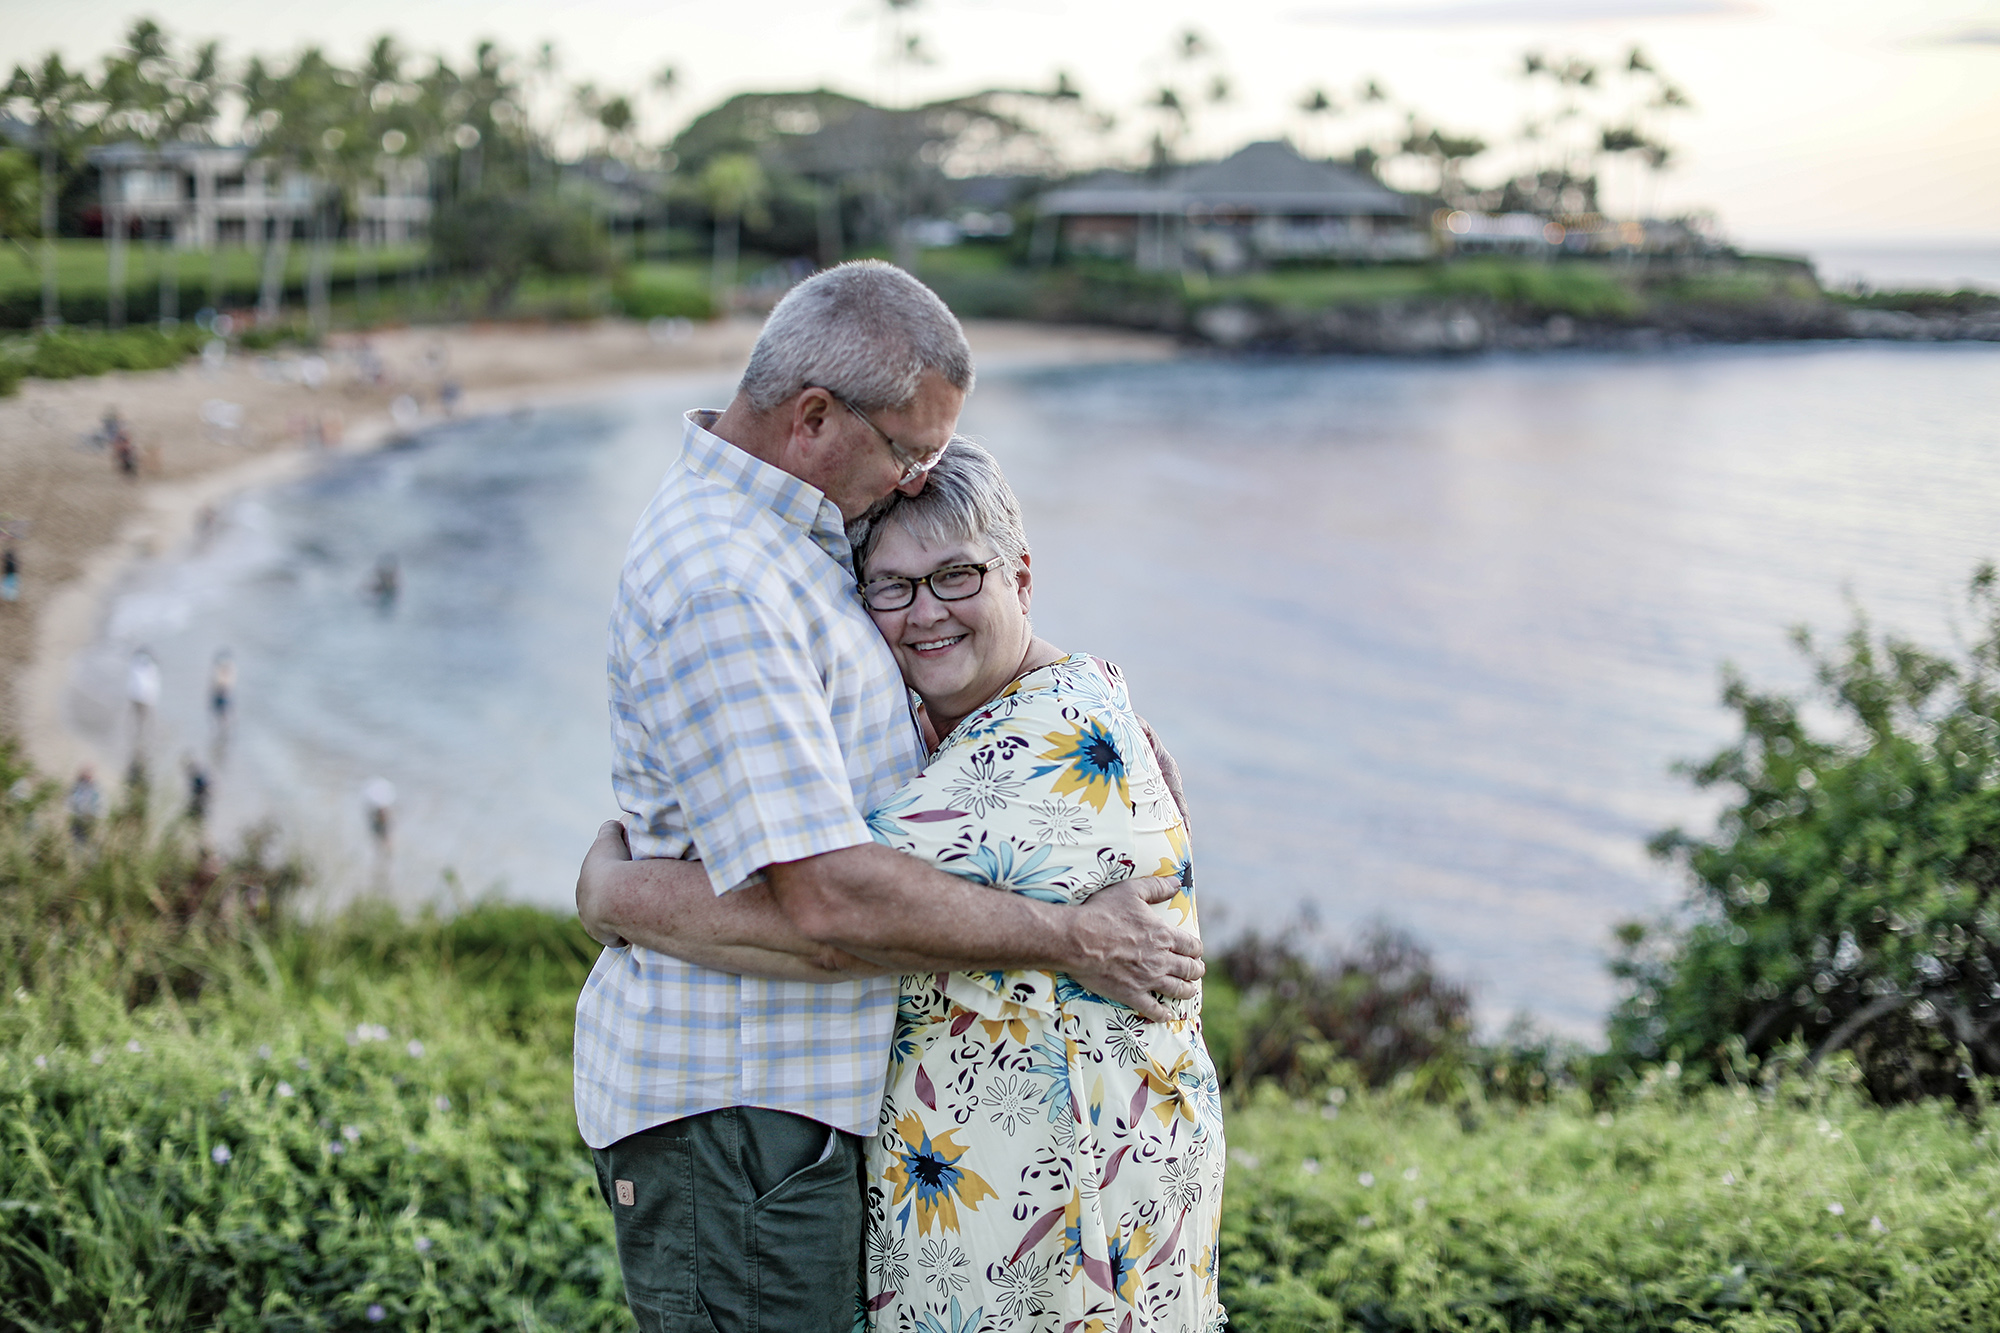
[370,555,401,611]
[362,776,396,850]
[2,545,18,602]
[209,649,236,726]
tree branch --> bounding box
[1805,993,1909,1070]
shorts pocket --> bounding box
[751,1130,865,1333]
[597,1132,702,1320]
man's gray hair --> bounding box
[850,437,1027,578]
[739,260,975,413]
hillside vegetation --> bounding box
[8,735,2000,1332]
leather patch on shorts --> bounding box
[614,1178,636,1206]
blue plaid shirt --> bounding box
[574,410,925,1148]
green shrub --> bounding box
[1613,565,2000,1104]
[1220,1074,2000,1332]
[0,741,627,1330]
[9,325,208,383]
[3,966,625,1331]
[612,266,713,321]
[431,192,611,315]
[1209,927,1476,1100]
[236,322,315,352]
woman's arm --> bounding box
[577,822,890,982]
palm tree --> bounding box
[99,20,225,326]
[242,46,365,331]
[1398,120,1488,208]
[696,152,768,310]
[4,54,97,328]
[1296,87,1340,160]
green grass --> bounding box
[0,242,718,342]
[11,742,2000,1331]
[1223,1076,2000,1331]
[0,240,427,306]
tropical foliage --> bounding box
[1613,565,2000,1104]
[8,738,2000,1331]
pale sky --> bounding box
[5,0,1997,243]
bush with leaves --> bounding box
[0,740,627,1330]
[1612,564,2000,1103]
[1205,925,1476,1100]
[429,191,610,315]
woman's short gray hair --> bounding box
[850,437,1028,578]
[739,260,975,413]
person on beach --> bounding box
[569,261,1202,1333]
[2,544,18,603]
[66,768,102,843]
[582,440,1226,1333]
[127,647,161,752]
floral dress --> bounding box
[862,655,1226,1333]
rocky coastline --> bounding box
[1182,293,2000,354]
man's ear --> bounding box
[788,387,839,459]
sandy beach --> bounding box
[1,317,1179,781]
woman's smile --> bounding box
[862,521,1043,739]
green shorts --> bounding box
[591,1106,866,1333]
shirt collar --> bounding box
[680,409,855,567]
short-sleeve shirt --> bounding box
[573,410,925,1149]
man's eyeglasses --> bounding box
[809,385,948,487]
[860,558,1004,612]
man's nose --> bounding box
[895,470,929,498]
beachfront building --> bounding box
[1033,140,1429,272]
[86,142,432,249]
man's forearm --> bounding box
[581,829,1010,976]
[770,843,1095,971]
[768,845,1200,1022]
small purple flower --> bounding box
[342,1124,361,1143]
[257,1044,272,1060]
[415,1236,433,1254]
[211,1145,232,1164]
[328,1141,344,1155]
[406,1040,425,1058]
[276,1081,295,1098]
[433,1095,450,1112]
[125,1040,144,1054]
[366,1304,385,1322]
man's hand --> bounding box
[577,820,634,947]
[1061,875,1203,1022]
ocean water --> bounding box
[70,342,2000,1034]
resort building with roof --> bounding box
[1033,140,1430,271]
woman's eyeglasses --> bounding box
[860,558,1003,612]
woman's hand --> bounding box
[577,819,634,947]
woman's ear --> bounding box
[1015,551,1033,614]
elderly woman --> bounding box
[585,441,1224,1333]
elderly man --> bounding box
[574,261,1200,1333]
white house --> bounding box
[88,142,431,248]
[1035,140,1430,272]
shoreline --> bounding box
[3,318,1181,783]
